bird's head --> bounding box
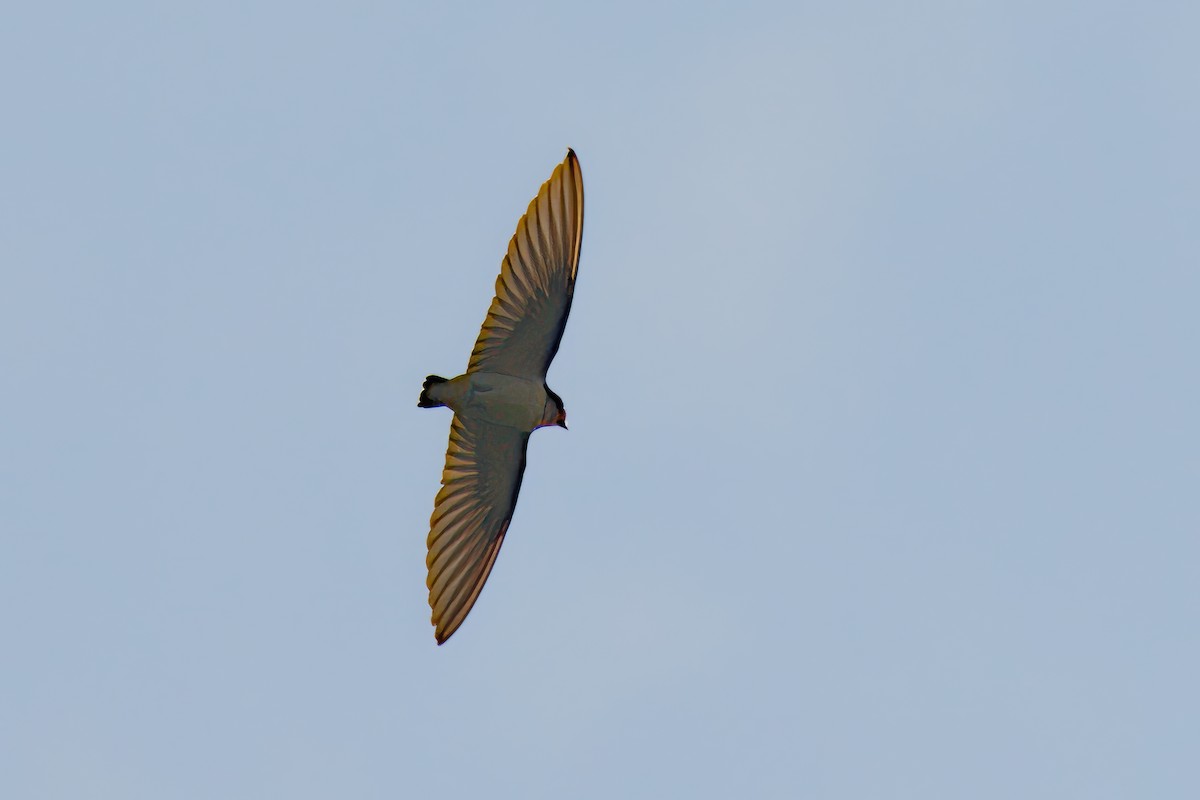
[542,388,568,430]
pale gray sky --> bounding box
[3,2,1198,798]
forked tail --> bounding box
[418,375,448,408]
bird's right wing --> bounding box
[426,414,529,644]
[467,149,584,380]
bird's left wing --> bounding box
[467,149,584,379]
[426,414,529,644]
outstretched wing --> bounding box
[426,414,529,644]
[468,149,584,379]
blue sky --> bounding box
[3,2,1197,798]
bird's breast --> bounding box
[460,372,546,431]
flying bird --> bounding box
[417,149,584,644]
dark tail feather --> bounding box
[418,375,448,408]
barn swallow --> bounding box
[417,149,584,644]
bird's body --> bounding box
[417,150,584,644]
[421,372,557,432]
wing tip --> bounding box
[431,610,460,645]
[432,609,468,645]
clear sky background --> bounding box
[3,2,1197,798]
